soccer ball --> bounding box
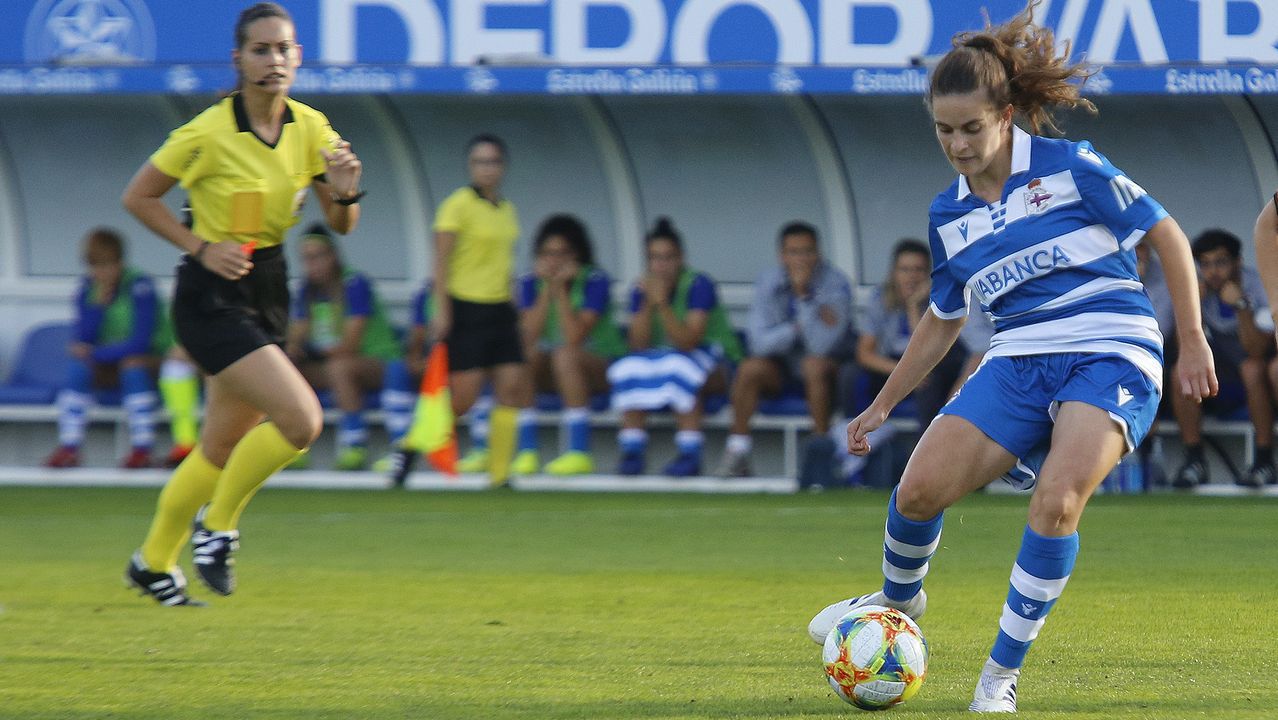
[821,605,928,710]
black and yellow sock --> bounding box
[140,445,221,571]
[203,422,303,531]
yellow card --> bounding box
[229,191,265,234]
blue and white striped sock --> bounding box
[675,430,704,456]
[56,358,93,447]
[338,411,368,450]
[989,526,1079,669]
[563,407,590,452]
[618,428,647,455]
[881,486,943,603]
[517,408,539,452]
[468,396,494,451]
[380,359,415,445]
[121,366,157,450]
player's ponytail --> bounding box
[646,216,684,254]
[927,0,1095,135]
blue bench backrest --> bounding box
[0,323,73,404]
[11,323,72,386]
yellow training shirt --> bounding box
[150,93,341,248]
[434,186,519,303]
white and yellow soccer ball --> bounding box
[822,605,928,710]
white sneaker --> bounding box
[806,589,927,644]
[969,659,1019,713]
[715,448,752,478]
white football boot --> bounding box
[969,659,1019,713]
[806,589,927,644]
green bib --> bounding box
[94,267,172,354]
[539,266,626,359]
[648,268,742,363]
[305,272,400,361]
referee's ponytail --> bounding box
[235,3,292,49]
[927,0,1095,136]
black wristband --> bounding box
[193,241,210,260]
[332,190,365,206]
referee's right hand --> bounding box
[199,241,254,281]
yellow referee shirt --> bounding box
[150,93,341,248]
[434,186,519,303]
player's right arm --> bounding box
[847,310,965,456]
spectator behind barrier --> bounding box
[517,214,627,475]
[1171,228,1276,489]
[44,227,201,470]
[847,239,966,428]
[285,223,400,471]
[608,217,743,477]
[717,221,854,486]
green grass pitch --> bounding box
[0,487,1273,719]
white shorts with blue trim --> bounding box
[940,352,1161,490]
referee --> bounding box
[121,2,364,605]
[414,135,534,487]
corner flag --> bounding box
[402,342,457,475]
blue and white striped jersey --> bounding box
[927,126,1169,390]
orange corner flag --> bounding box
[402,342,457,475]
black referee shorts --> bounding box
[446,297,524,372]
[173,244,290,375]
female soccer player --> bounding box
[121,2,363,605]
[43,227,199,471]
[806,1,1216,711]
[609,218,742,476]
[427,134,534,486]
[517,214,626,475]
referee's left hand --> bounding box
[322,140,362,200]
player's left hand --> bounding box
[1176,333,1218,402]
[321,140,362,200]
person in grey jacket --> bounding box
[717,222,853,478]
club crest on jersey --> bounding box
[1024,178,1054,215]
